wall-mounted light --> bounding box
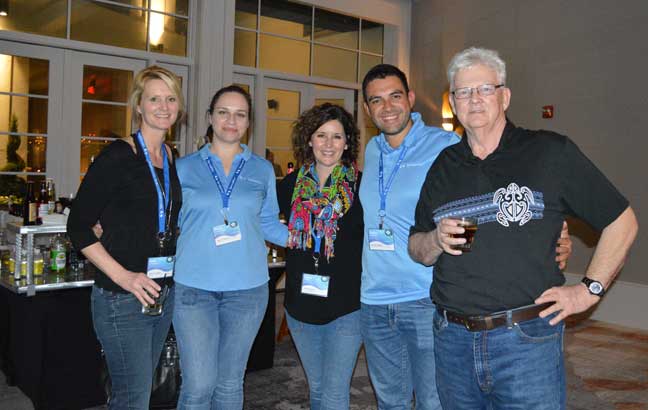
[442,117,454,132]
[441,91,454,131]
[0,0,9,17]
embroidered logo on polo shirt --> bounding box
[494,183,534,227]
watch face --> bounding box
[589,282,604,295]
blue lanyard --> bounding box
[378,146,408,228]
[312,230,323,272]
[136,131,170,235]
[205,156,246,222]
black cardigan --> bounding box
[277,170,364,324]
[67,138,181,292]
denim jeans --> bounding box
[173,282,268,410]
[286,310,362,410]
[433,308,566,410]
[360,298,441,410]
[91,285,174,410]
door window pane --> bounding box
[0,53,50,199]
[0,134,47,173]
[359,54,383,83]
[81,103,130,139]
[361,20,384,54]
[313,45,357,83]
[236,0,258,29]
[71,0,147,51]
[266,119,293,149]
[260,0,311,41]
[148,12,188,56]
[314,9,358,50]
[266,89,300,118]
[80,138,111,174]
[83,66,132,103]
[266,86,301,172]
[0,96,48,134]
[234,29,257,67]
[0,0,67,38]
[259,35,309,76]
[0,55,49,95]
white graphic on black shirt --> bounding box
[493,183,535,227]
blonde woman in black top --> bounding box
[67,66,183,410]
[277,103,363,410]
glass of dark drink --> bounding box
[450,217,478,252]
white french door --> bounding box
[0,40,64,198]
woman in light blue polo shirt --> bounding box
[172,85,288,410]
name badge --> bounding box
[146,255,175,279]
[368,227,395,251]
[212,221,242,246]
[301,273,329,297]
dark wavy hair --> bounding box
[204,85,252,143]
[361,63,410,102]
[292,103,360,168]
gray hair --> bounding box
[447,47,506,90]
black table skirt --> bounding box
[0,268,282,410]
[0,286,105,410]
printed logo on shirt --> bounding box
[494,183,536,227]
[433,183,544,227]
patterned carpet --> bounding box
[1,319,647,409]
[564,320,648,410]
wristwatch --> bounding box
[581,277,606,297]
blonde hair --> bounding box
[128,66,185,125]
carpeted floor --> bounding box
[1,314,647,409]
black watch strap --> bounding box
[581,277,606,297]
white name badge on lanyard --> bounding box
[301,273,330,297]
[212,221,242,246]
[368,227,395,251]
[146,255,175,279]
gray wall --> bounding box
[410,0,646,284]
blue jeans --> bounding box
[91,285,174,410]
[286,310,363,410]
[360,298,440,410]
[173,282,268,410]
[433,308,566,410]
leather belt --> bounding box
[437,303,552,332]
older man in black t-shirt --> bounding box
[408,47,638,410]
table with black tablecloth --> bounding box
[0,262,284,410]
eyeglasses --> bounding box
[451,84,504,100]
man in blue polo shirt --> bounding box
[357,64,458,410]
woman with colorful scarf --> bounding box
[277,103,364,410]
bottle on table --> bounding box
[46,179,56,214]
[33,247,44,276]
[50,234,67,274]
[38,181,49,221]
[22,182,38,226]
